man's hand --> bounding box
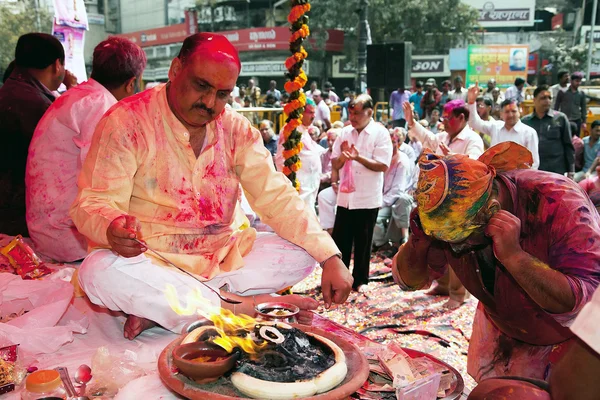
[320,256,353,308]
[439,142,451,156]
[63,70,78,90]
[331,182,339,194]
[484,210,522,265]
[582,122,587,132]
[402,102,414,127]
[107,215,146,257]
[342,144,359,161]
[467,81,480,104]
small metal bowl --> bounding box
[254,302,300,324]
[181,317,213,335]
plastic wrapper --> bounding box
[395,372,441,400]
[339,160,356,193]
[87,347,146,398]
[0,235,51,279]
[0,273,88,354]
[0,345,26,395]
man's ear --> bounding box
[168,57,182,81]
[125,76,136,95]
[486,199,501,217]
[474,199,501,226]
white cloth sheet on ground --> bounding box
[79,232,316,333]
[1,231,316,399]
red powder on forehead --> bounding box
[181,33,241,72]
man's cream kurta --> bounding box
[70,85,339,279]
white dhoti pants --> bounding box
[317,186,337,229]
[78,233,316,333]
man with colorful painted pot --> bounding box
[392,142,600,383]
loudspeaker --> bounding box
[367,42,412,90]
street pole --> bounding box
[35,0,42,31]
[356,0,370,93]
[587,0,598,81]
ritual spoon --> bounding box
[74,364,92,397]
[134,239,242,305]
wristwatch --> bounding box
[320,253,342,269]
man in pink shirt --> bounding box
[394,142,600,384]
[26,37,146,261]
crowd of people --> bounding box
[1,30,600,399]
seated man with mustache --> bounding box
[392,142,600,384]
[70,33,353,340]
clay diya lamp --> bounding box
[255,302,300,324]
[172,341,240,384]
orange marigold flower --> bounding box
[283,166,292,175]
[285,56,297,70]
[287,4,311,24]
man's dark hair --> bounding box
[557,70,569,80]
[454,76,463,83]
[321,92,330,100]
[592,120,600,129]
[265,93,276,102]
[501,98,518,109]
[2,60,15,83]
[514,77,526,86]
[324,81,333,89]
[415,81,423,89]
[91,37,147,90]
[442,80,451,87]
[533,84,550,98]
[570,121,579,137]
[349,94,374,110]
[15,33,65,69]
[476,96,493,107]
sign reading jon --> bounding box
[466,45,529,89]
[461,0,534,27]
[411,55,449,77]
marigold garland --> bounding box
[282,0,311,190]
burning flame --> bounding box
[165,284,268,355]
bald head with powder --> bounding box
[167,33,241,128]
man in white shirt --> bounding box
[449,76,468,102]
[504,77,526,104]
[467,83,540,169]
[373,129,414,249]
[403,98,483,306]
[550,70,569,109]
[331,95,393,291]
[25,37,147,262]
[394,127,417,163]
[313,89,332,131]
[403,99,484,159]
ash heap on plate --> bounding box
[179,321,348,399]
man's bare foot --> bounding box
[425,284,449,296]
[444,299,464,309]
[124,315,157,340]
